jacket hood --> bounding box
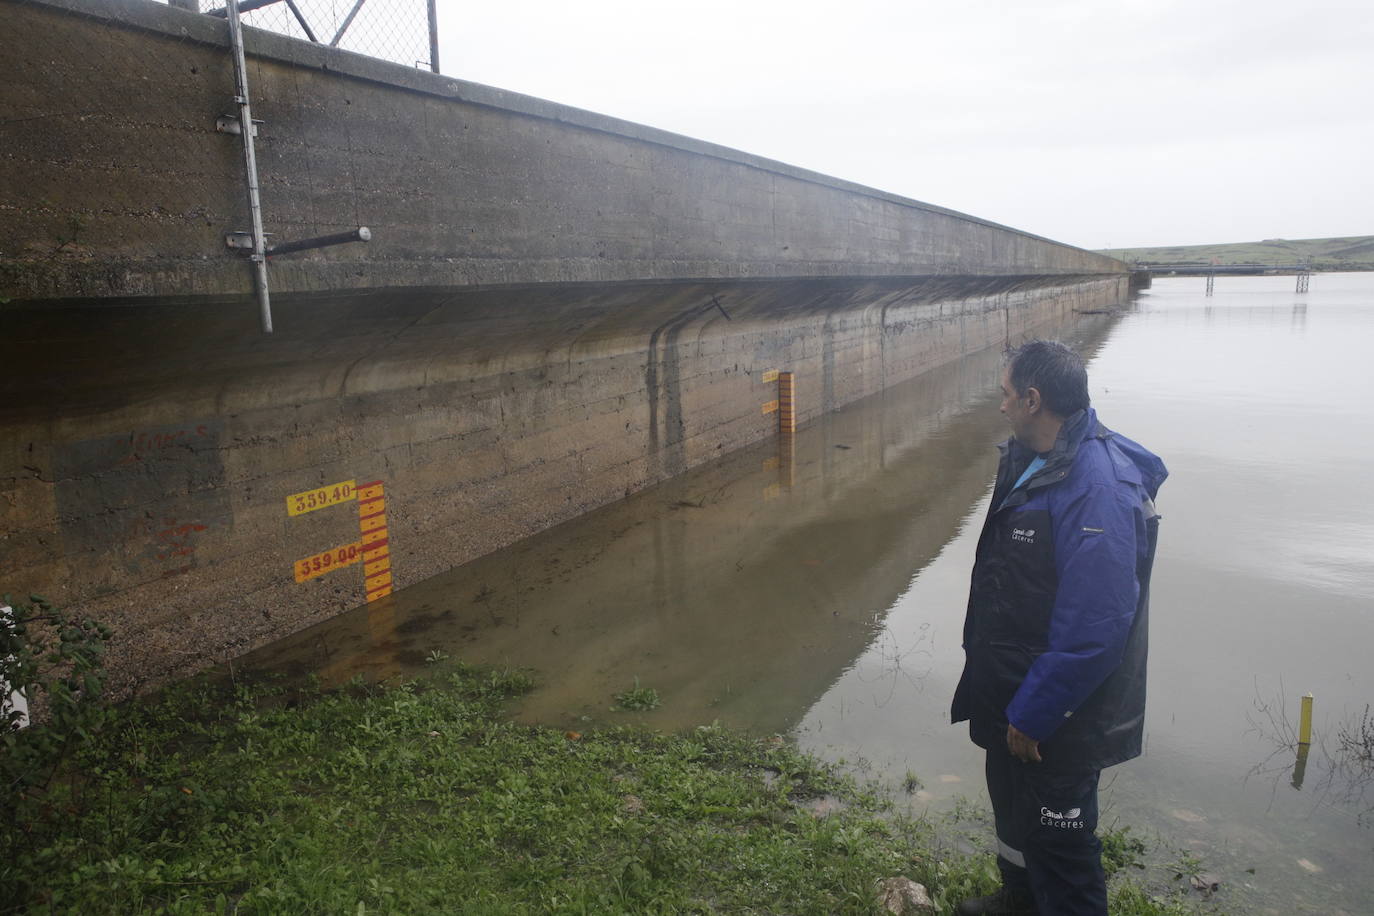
[1085,407,1168,500]
[1105,427,1168,499]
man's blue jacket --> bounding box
[951,407,1167,770]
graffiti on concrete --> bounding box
[53,420,230,583]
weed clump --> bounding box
[2,595,112,807]
[613,677,661,711]
[1101,823,1148,875]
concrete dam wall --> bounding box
[0,0,1128,694]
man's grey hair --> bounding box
[1006,339,1090,417]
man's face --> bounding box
[999,367,1033,443]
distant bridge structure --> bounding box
[1130,262,1313,295]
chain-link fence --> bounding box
[160,0,438,72]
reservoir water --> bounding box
[240,272,1374,914]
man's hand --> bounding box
[1007,723,1042,763]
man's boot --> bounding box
[955,886,1036,915]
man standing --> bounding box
[952,340,1166,916]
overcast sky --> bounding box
[432,0,1373,252]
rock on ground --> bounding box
[874,877,935,915]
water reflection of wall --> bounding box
[237,312,1119,733]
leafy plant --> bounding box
[1101,824,1147,876]
[1,595,113,799]
[614,678,661,711]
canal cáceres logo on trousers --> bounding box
[1040,807,1084,829]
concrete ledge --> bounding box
[19,0,1087,252]
[1,0,1124,304]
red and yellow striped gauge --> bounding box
[287,478,392,602]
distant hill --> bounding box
[1097,235,1374,271]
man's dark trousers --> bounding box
[985,747,1108,915]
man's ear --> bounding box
[1024,386,1041,413]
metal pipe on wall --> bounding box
[224,0,274,334]
[268,227,371,257]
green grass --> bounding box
[1098,234,1374,270]
[1,666,1217,914]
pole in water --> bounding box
[1291,743,1310,790]
[1291,693,1315,790]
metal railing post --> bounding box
[427,0,440,73]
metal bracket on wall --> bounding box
[226,227,371,257]
[215,114,260,137]
[225,231,274,251]
[217,0,385,334]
